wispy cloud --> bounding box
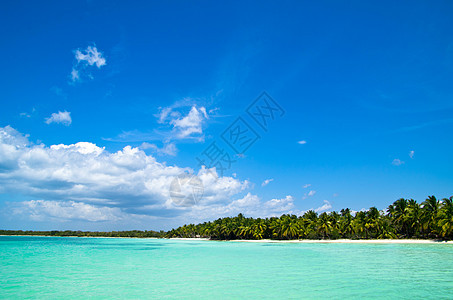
[302,189,316,200]
[45,111,72,126]
[20,108,36,118]
[409,150,415,159]
[314,200,332,213]
[140,142,177,156]
[70,45,106,82]
[298,140,307,145]
[392,158,404,166]
[12,200,124,222]
[303,183,311,189]
[75,46,106,67]
[70,68,79,82]
[394,118,453,133]
[50,86,67,99]
[261,178,274,187]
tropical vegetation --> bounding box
[0,230,164,238]
[2,196,452,240]
[166,196,453,240]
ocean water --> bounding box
[1,236,452,299]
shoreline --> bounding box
[170,237,453,244]
[2,235,452,244]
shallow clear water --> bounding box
[1,236,452,299]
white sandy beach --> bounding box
[170,238,453,244]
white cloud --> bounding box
[0,126,259,226]
[75,46,106,68]
[20,108,36,119]
[45,111,72,126]
[12,200,124,222]
[303,183,311,188]
[298,140,307,145]
[314,200,332,213]
[156,101,210,141]
[302,189,316,200]
[409,150,415,159]
[71,45,106,82]
[392,158,404,166]
[261,178,273,186]
[140,142,177,156]
[183,193,297,221]
[170,106,207,138]
[71,68,79,82]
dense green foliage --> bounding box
[166,196,453,240]
[2,196,452,240]
[0,230,165,238]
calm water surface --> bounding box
[1,236,452,299]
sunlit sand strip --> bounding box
[170,238,453,244]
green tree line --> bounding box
[2,196,451,240]
[0,230,165,238]
[166,196,453,240]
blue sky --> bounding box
[1,1,452,230]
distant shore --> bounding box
[2,235,452,244]
[170,238,453,244]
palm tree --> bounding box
[251,219,267,239]
[406,199,422,238]
[340,208,354,238]
[365,207,380,238]
[438,197,453,239]
[318,212,332,239]
[280,216,300,239]
[389,198,409,237]
[376,216,397,239]
[421,195,440,237]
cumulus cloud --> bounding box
[70,45,106,82]
[298,140,307,145]
[107,99,214,145]
[156,103,209,140]
[261,178,273,186]
[45,111,72,126]
[314,200,332,213]
[170,106,207,138]
[409,150,415,159]
[11,200,124,222]
[392,158,404,166]
[0,126,266,225]
[154,102,210,141]
[183,193,297,221]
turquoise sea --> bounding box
[1,236,452,299]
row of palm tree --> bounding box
[166,196,453,240]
